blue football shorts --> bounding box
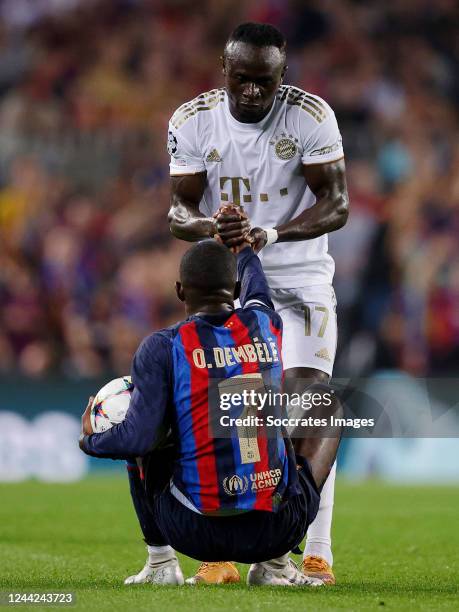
[150,455,320,563]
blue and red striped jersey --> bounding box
[83,247,301,514]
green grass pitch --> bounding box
[1,478,458,611]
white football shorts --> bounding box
[270,285,337,376]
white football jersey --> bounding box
[168,86,344,288]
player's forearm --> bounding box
[168,172,212,241]
[81,389,166,460]
[168,200,217,241]
[81,426,147,459]
[81,420,157,460]
[80,431,137,460]
[237,247,274,309]
[275,191,349,241]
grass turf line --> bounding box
[0,478,458,611]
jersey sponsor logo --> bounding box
[315,347,331,361]
[206,148,222,162]
[220,176,251,205]
[167,130,178,155]
[270,133,299,161]
[223,474,249,495]
[249,468,282,492]
[310,136,343,157]
[223,469,282,495]
[219,175,290,204]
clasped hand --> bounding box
[213,203,267,253]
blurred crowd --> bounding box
[0,0,458,378]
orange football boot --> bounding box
[185,561,240,585]
[301,555,335,585]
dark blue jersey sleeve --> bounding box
[81,333,172,460]
[237,247,275,310]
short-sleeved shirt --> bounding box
[168,86,344,288]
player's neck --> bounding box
[186,301,234,317]
[228,98,275,124]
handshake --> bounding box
[213,204,270,254]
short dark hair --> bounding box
[226,22,286,53]
[179,240,237,292]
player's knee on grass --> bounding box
[289,382,343,490]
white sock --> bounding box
[259,552,289,571]
[147,544,175,565]
[304,461,336,566]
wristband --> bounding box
[263,228,278,246]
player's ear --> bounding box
[281,64,288,82]
[175,281,185,302]
[233,280,241,301]
[221,54,227,76]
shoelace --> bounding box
[286,559,310,584]
[197,562,231,575]
[303,555,328,572]
[287,559,300,571]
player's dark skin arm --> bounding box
[168,174,251,243]
[277,158,349,241]
[168,173,213,241]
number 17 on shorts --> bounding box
[271,286,337,376]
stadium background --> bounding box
[0,0,458,484]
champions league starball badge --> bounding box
[167,130,178,155]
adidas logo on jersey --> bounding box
[206,148,222,162]
[315,348,331,362]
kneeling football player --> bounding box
[80,237,343,586]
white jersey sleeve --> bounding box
[300,95,344,165]
[167,119,205,176]
[167,89,226,176]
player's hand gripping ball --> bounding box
[89,376,134,433]
[213,203,253,251]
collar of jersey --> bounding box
[190,311,235,325]
[225,91,277,131]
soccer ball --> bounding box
[90,376,134,433]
